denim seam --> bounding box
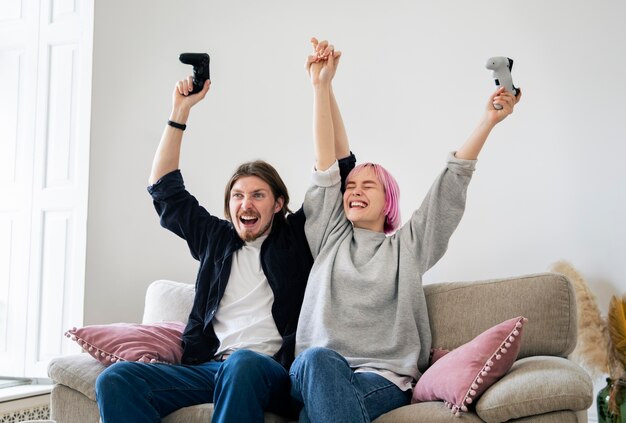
[348,372,371,422]
[361,381,399,400]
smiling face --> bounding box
[343,166,387,233]
[228,176,284,242]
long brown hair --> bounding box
[224,160,291,222]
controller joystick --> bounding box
[485,57,518,110]
[179,53,210,94]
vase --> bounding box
[598,378,626,423]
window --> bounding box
[0,0,93,378]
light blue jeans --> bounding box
[289,347,411,423]
[95,349,296,423]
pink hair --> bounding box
[347,163,401,234]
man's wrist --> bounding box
[169,107,190,125]
[168,120,186,131]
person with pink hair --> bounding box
[290,38,521,423]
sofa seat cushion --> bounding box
[48,353,104,401]
[162,403,294,423]
[475,356,593,423]
[374,401,484,422]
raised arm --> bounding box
[148,77,211,185]
[310,37,350,161]
[329,86,350,160]
[307,38,351,171]
[455,87,522,160]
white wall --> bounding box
[87,0,626,322]
[86,2,625,416]
[87,0,625,419]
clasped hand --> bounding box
[306,37,342,86]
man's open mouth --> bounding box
[239,215,259,226]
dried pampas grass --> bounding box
[550,260,611,378]
[608,295,626,378]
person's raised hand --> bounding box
[484,87,522,125]
[172,76,211,112]
[306,37,341,86]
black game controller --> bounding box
[179,53,210,94]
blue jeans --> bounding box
[289,347,411,423]
[95,349,296,423]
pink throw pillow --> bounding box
[429,347,450,366]
[412,316,527,416]
[65,321,186,366]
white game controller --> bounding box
[486,57,519,110]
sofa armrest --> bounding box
[48,353,105,401]
[475,356,593,423]
[424,272,577,358]
[142,280,194,324]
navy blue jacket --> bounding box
[147,155,355,369]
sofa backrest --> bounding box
[424,272,577,359]
[143,272,577,360]
[142,279,194,324]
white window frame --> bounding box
[0,0,93,378]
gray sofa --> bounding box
[48,273,593,422]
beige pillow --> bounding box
[475,356,593,423]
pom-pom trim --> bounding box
[450,316,528,417]
[63,330,172,365]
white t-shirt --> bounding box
[212,235,283,357]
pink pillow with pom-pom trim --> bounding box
[412,316,527,417]
[65,321,186,366]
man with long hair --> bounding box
[95,76,355,422]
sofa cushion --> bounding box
[376,403,579,423]
[161,403,294,423]
[374,401,484,422]
[65,321,186,366]
[412,316,526,416]
[475,356,594,423]
[48,353,105,401]
[424,273,577,358]
[142,280,194,324]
